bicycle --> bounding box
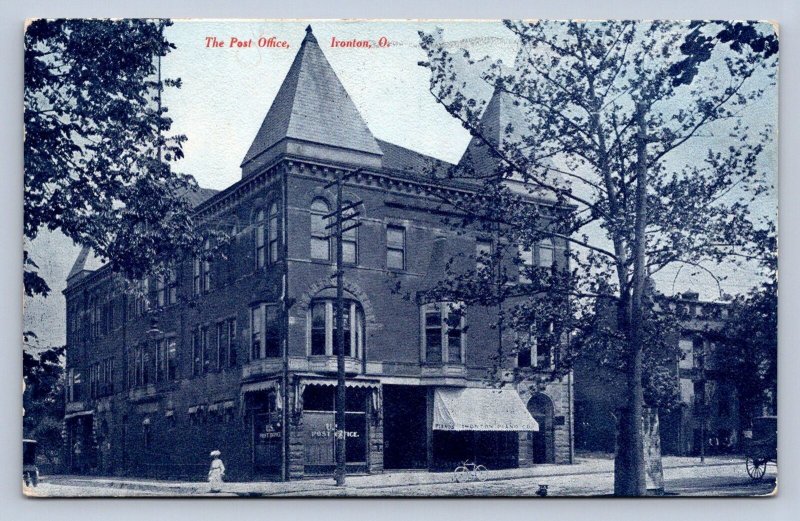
[453,460,488,482]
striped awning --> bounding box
[240,379,281,395]
[433,388,539,432]
[297,375,380,390]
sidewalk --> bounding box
[34,455,745,497]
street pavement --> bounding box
[24,455,777,498]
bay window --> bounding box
[307,299,364,358]
[516,321,556,369]
[420,302,465,364]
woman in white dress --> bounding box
[208,450,225,493]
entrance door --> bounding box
[383,385,427,469]
[247,390,281,476]
[527,393,555,464]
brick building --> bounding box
[62,26,574,481]
[574,291,738,456]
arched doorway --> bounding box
[527,393,555,464]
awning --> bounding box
[240,379,281,395]
[64,410,94,420]
[297,374,380,390]
[433,388,539,432]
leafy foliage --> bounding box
[23,346,66,464]
[24,19,205,294]
[714,280,777,423]
[417,20,776,494]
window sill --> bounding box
[242,357,283,378]
[306,355,362,375]
[420,363,466,377]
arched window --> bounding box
[538,238,555,267]
[307,297,364,358]
[310,199,331,261]
[268,202,280,263]
[254,210,266,268]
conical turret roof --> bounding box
[241,26,382,169]
[458,86,564,198]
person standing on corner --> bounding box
[208,450,225,493]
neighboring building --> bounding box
[62,26,574,481]
[574,291,738,456]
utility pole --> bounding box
[324,169,362,487]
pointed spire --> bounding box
[303,24,317,44]
[241,26,382,174]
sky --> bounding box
[24,20,778,349]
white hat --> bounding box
[210,450,221,457]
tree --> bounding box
[24,19,204,299]
[23,346,66,465]
[714,228,777,426]
[418,20,776,495]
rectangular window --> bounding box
[251,307,262,360]
[156,339,167,382]
[168,266,177,304]
[217,322,226,370]
[269,204,280,264]
[519,245,534,283]
[202,257,211,293]
[192,331,201,376]
[264,305,281,358]
[227,318,237,367]
[256,220,266,268]
[141,345,152,385]
[167,339,178,381]
[342,210,358,264]
[332,304,351,357]
[424,304,443,364]
[201,327,210,374]
[447,310,463,364]
[157,275,166,307]
[535,321,555,368]
[310,206,330,261]
[538,238,555,267]
[310,301,327,356]
[193,257,201,296]
[476,239,492,271]
[386,226,405,270]
[422,302,464,364]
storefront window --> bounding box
[302,385,368,470]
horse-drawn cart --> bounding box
[743,416,776,480]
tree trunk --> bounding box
[614,101,649,496]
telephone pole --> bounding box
[324,169,362,487]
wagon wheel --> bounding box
[746,457,767,480]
